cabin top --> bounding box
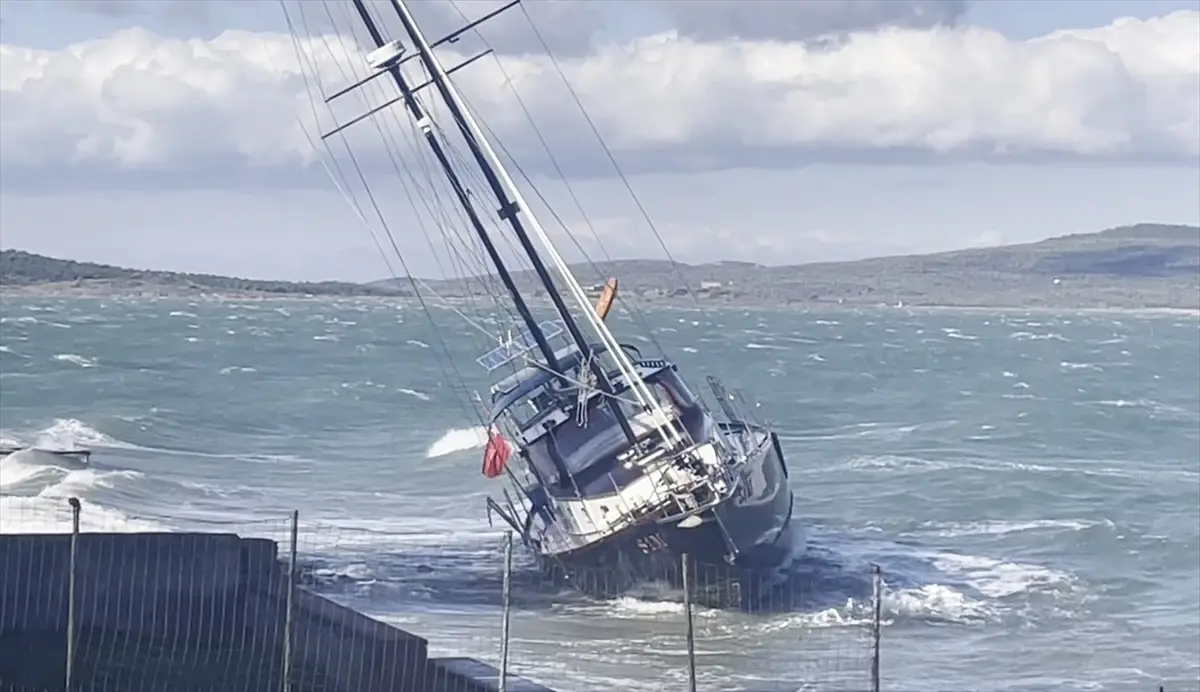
[488,346,680,429]
[487,341,649,422]
[490,349,704,491]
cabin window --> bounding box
[650,381,677,413]
[513,368,704,488]
[523,440,563,486]
[531,395,639,482]
[506,389,556,431]
[650,369,698,410]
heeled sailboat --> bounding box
[307,0,801,607]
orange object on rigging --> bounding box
[593,278,618,321]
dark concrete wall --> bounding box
[0,533,505,692]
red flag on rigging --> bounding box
[482,427,511,478]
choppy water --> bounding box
[1,297,1197,691]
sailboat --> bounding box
[303,0,800,607]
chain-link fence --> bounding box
[0,499,885,692]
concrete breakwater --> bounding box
[0,532,553,692]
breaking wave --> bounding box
[0,419,164,534]
[426,426,489,458]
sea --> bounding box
[1,296,1197,692]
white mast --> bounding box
[391,0,682,446]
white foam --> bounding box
[0,449,75,487]
[928,551,1073,599]
[0,448,93,484]
[290,516,507,554]
[28,418,129,450]
[398,388,431,401]
[1010,331,1069,341]
[883,583,992,620]
[53,353,95,368]
[37,467,145,499]
[0,420,160,535]
[942,328,978,341]
[607,596,686,616]
[426,426,489,458]
[920,518,1106,538]
[761,582,991,632]
[0,496,164,534]
[1,445,144,499]
[1091,398,1194,419]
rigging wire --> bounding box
[462,92,673,357]
[388,0,682,449]
[281,1,680,441]
[272,3,399,283]
[277,0,489,426]
[516,1,703,311]
[327,0,522,350]
[308,5,500,345]
[308,0,558,397]
[276,0,757,551]
[443,0,675,362]
[344,1,554,370]
[326,1,482,310]
[471,1,724,428]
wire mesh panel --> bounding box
[1,502,885,692]
[288,521,504,692]
[0,500,73,692]
[500,542,881,692]
[681,558,878,692]
[0,501,295,692]
[73,528,291,691]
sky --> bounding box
[0,0,1198,282]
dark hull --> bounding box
[535,426,797,609]
[0,446,91,464]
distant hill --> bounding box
[0,250,408,298]
[3,223,1197,309]
[374,222,1200,310]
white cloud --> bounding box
[0,7,1197,186]
[40,0,967,54]
[651,0,968,41]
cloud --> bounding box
[338,0,965,55]
[49,0,966,55]
[0,8,1197,189]
[29,0,233,24]
[652,0,968,42]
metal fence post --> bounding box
[682,553,697,692]
[66,497,81,692]
[871,564,883,692]
[282,510,299,692]
[499,531,513,692]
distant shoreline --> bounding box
[4,223,1198,311]
[3,281,1196,316]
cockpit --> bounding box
[494,358,707,497]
